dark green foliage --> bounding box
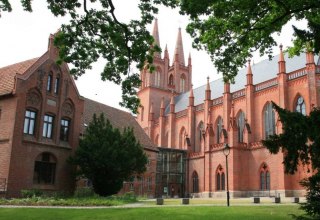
[70,113,147,197]
[262,102,320,217]
[2,1,319,112]
[300,173,320,218]
[179,0,320,82]
[21,189,43,198]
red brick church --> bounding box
[136,19,317,198]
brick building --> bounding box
[0,35,158,198]
[137,20,318,198]
[0,35,84,197]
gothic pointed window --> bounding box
[47,74,53,92]
[196,122,204,152]
[216,165,225,191]
[180,74,186,93]
[155,70,161,87]
[169,74,174,86]
[179,127,186,149]
[295,96,306,116]
[192,171,199,193]
[260,163,270,190]
[264,103,275,139]
[237,111,245,142]
[216,117,223,143]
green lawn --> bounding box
[0,206,311,220]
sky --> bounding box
[0,1,305,112]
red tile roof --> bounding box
[83,98,158,152]
[0,58,39,96]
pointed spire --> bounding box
[278,44,286,74]
[246,59,253,85]
[205,76,211,100]
[170,92,175,113]
[152,19,161,58]
[164,44,169,59]
[173,27,185,66]
[189,84,194,106]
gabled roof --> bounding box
[0,58,39,96]
[166,53,319,113]
[83,98,158,152]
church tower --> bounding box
[137,19,192,131]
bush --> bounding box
[21,189,43,198]
[73,188,96,198]
[300,173,320,218]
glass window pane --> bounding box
[24,118,29,133]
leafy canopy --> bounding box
[180,0,320,82]
[1,0,320,112]
[70,113,147,196]
[262,102,320,217]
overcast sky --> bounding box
[0,1,305,112]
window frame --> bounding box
[54,77,60,94]
[23,109,37,135]
[237,111,245,143]
[43,114,54,139]
[295,96,306,116]
[264,103,275,139]
[33,152,56,185]
[60,118,70,141]
[47,74,53,92]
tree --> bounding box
[1,1,320,112]
[71,113,147,196]
[262,102,320,217]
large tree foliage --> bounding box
[71,113,147,196]
[263,102,320,217]
[1,1,320,112]
[180,0,320,82]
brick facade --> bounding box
[0,35,84,197]
[137,20,317,198]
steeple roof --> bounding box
[152,19,161,58]
[173,28,185,65]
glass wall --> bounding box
[155,148,187,198]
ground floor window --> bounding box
[192,171,199,193]
[260,163,270,190]
[33,152,56,184]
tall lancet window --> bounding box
[180,74,186,93]
[295,96,306,116]
[154,70,161,87]
[216,117,223,144]
[237,111,245,143]
[264,102,275,139]
[169,74,174,86]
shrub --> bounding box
[73,188,96,198]
[21,189,43,198]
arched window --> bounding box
[264,103,275,139]
[216,165,225,191]
[180,74,186,93]
[237,111,245,142]
[192,171,199,193]
[179,127,186,149]
[216,117,223,143]
[154,70,161,87]
[47,73,53,92]
[195,122,204,152]
[33,152,56,184]
[295,96,306,116]
[260,163,270,190]
[169,74,174,86]
[165,131,169,147]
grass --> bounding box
[0,206,312,220]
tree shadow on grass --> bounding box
[289,214,319,220]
